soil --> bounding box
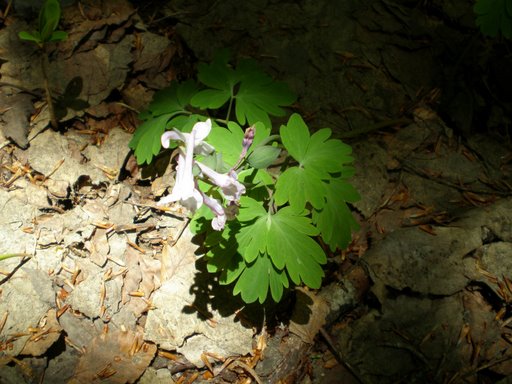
[1,1,512,383]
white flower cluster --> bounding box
[157,119,249,230]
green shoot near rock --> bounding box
[18,0,68,129]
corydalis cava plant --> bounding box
[130,51,360,304]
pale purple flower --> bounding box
[157,118,249,231]
[157,119,214,211]
[201,192,227,230]
[160,119,214,155]
[196,162,246,202]
[231,125,256,171]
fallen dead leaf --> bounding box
[88,227,110,267]
[70,327,156,384]
[20,309,62,357]
[0,91,35,148]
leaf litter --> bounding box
[0,1,255,383]
[2,0,512,383]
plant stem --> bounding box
[41,45,58,129]
[225,93,234,123]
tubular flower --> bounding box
[160,119,214,155]
[201,192,227,231]
[157,119,214,211]
[196,162,246,202]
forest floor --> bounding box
[1,1,512,383]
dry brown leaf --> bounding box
[120,246,162,319]
[121,247,143,305]
[71,328,156,384]
[89,227,109,266]
[158,226,198,284]
[0,91,35,148]
[138,253,162,295]
[20,309,62,357]
[122,246,162,302]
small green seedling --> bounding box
[18,0,68,128]
[18,0,68,46]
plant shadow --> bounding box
[183,224,299,332]
[54,76,89,120]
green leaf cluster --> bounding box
[129,50,296,165]
[18,0,68,45]
[200,114,360,304]
[276,114,360,251]
[204,202,326,303]
[474,0,512,39]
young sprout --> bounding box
[18,0,68,129]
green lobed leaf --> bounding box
[234,207,326,296]
[190,89,231,109]
[233,254,270,304]
[305,129,353,178]
[246,145,281,169]
[230,250,290,303]
[312,178,361,252]
[266,207,326,288]
[474,0,512,38]
[191,50,238,110]
[203,218,282,303]
[204,224,243,279]
[340,165,356,179]
[269,265,289,302]
[274,166,327,211]
[205,121,272,168]
[236,216,270,263]
[232,59,295,129]
[206,122,245,166]
[196,49,236,90]
[220,253,246,285]
[129,114,172,165]
[276,114,356,210]
[235,74,296,129]
[238,168,274,188]
[147,80,198,117]
[129,81,200,164]
[279,113,310,161]
[237,196,267,222]
[204,202,328,303]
